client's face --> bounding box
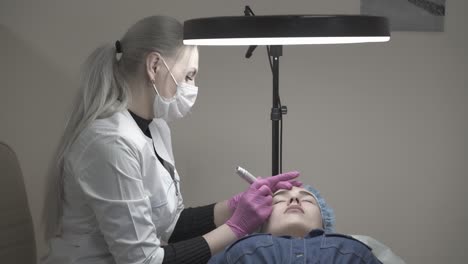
[262,186,323,237]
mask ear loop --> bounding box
[152,78,176,102]
[151,80,160,96]
[161,57,179,86]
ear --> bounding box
[146,52,161,82]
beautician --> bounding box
[41,15,301,264]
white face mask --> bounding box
[152,57,198,122]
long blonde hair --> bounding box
[43,15,186,239]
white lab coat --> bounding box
[41,110,184,264]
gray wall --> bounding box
[1,0,467,263]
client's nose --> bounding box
[289,197,300,205]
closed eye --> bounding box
[186,69,197,82]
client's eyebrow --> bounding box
[273,190,314,198]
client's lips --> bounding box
[284,205,304,214]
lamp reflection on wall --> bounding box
[183,6,390,176]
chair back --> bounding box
[0,142,36,263]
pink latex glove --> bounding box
[227,171,302,212]
[226,171,301,238]
[226,182,273,238]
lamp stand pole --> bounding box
[270,45,285,176]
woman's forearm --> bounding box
[213,200,233,227]
[205,201,237,256]
[202,223,238,256]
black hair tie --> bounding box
[115,40,123,54]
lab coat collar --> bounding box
[123,110,175,166]
[128,110,152,137]
[149,119,175,166]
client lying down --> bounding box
[209,185,382,263]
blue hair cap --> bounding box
[304,184,336,233]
